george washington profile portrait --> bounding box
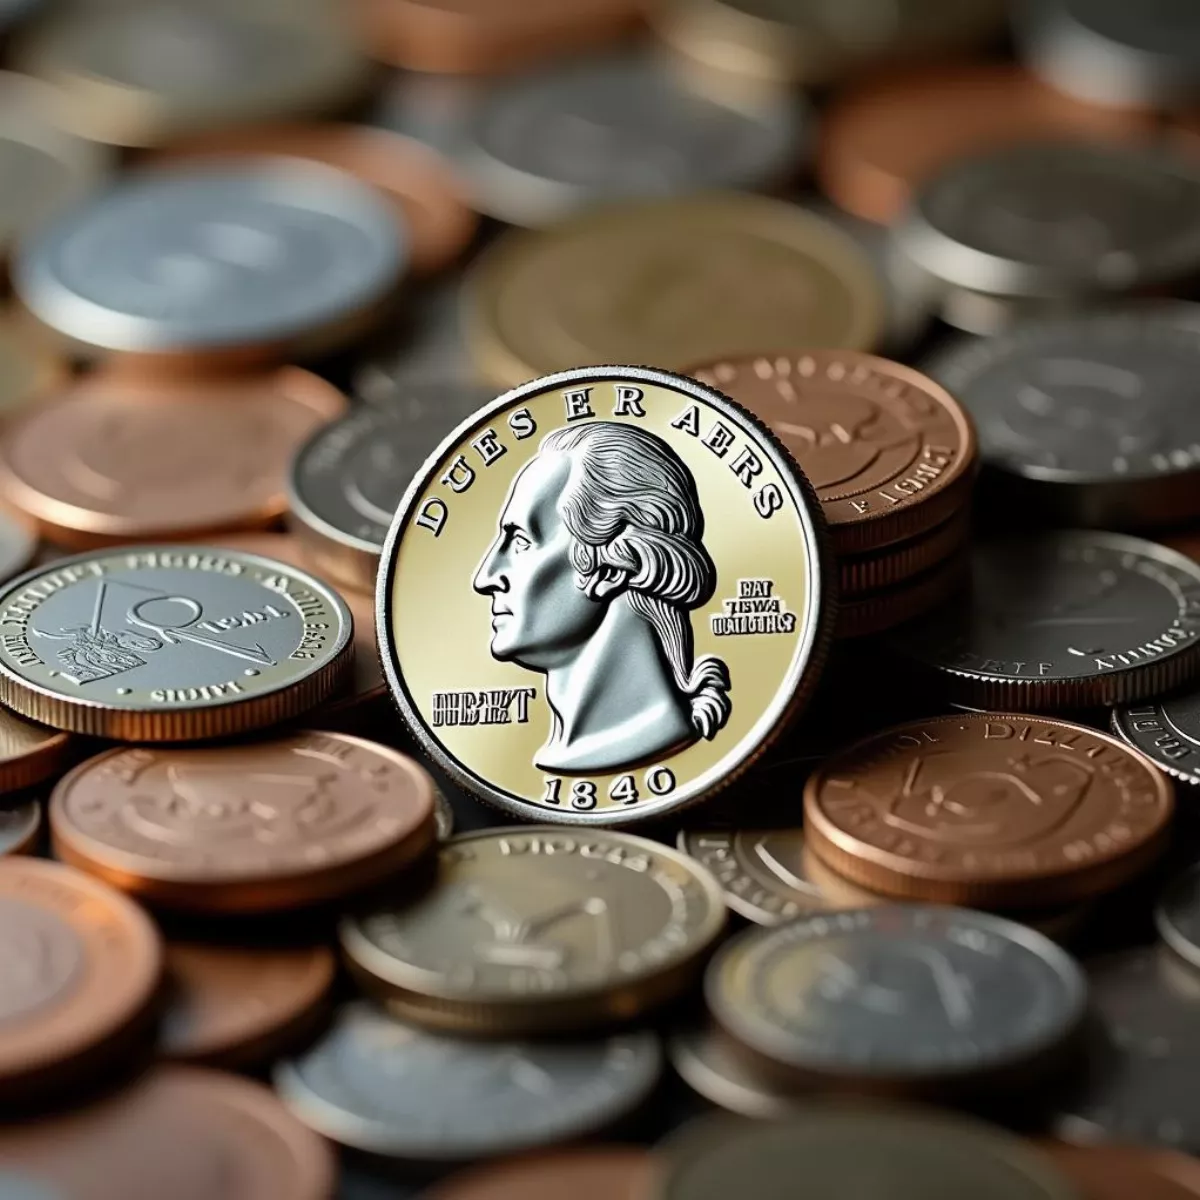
[472,421,732,774]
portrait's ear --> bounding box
[582,565,629,602]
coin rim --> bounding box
[1111,700,1200,788]
[1154,865,1200,970]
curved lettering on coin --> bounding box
[0,899,82,1025]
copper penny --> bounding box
[50,732,437,912]
[836,554,968,639]
[1039,1141,1200,1199]
[0,858,161,1100]
[0,1064,336,1200]
[0,369,347,548]
[159,123,478,275]
[804,713,1173,908]
[819,63,1155,225]
[161,942,336,1069]
[0,705,72,793]
[425,1148,656,1200]
[691,351,976,554]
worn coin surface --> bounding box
[0,800,39,857]
[342,827,726,1032]
[804,713,1172,907]
[0,858,161,1100]
[378,366,832,823]
[1156,867,1200,971]
[888,532,1200,711]
[1113,690,1200,788]
[51,732,436,912]
[0,546,353,740]
[0,707,70,794]
[275,1001,662,1159]
[926,309,1200,530]
[423,1149,657,1200]
[691,351,976,554]
[465,199,883,387]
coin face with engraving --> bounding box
[1113,688,1200,788]
[341,827,727,1032]
[0,545,353,740]
[275,1001,662,1159]
[804,713,1172,908]
[0,858,161,1100]
[706,906,1087,1094]
[50,732,436,912]
[377,366,832,824]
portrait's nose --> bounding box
[472,538,507,595]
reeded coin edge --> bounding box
[1111,704,1200,788]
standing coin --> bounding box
[423,1149,656,1200]
[888,532,1200,711]
[0,800,39,856]
[0,708,70,794]
[0,369,346,548]
[342,827,727,1032]
[0,859,161,1101]
[1113,691,1200,788]
[690,351,976,554]
[1040,1141,1200,1199]
[1156,867,1200,971]
[377,366,833,823]
[0,545,352,740]
[275,1002,662,1160]
[804,713,1172,907]
[51,732,436,912]
[465,199,883,387]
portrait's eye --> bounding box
[510,533,532,553]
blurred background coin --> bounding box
[888,532,1200,710]
[0,313,64,421]
[0,509,35,583]
[0,545,353,740]
[0,369,346,549]
[0,707,70,794]
[433,788,455,840]
[51,732,437,912]
[276,1002,662,1160]
[465,197,883,386]
[1039,1142,1200,1200]
[14,160,406,368]
[1156,867,1200,971]
[1114,690,1200,788]
[424,1149,657,1200]
[0,799,39,857]
[0,859,161,1102]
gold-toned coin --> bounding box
[377,366,834,823]
[0,311,65,419]
[464,197,884,388]
[341,826,728,1034]
[0,706,72,793]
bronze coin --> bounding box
[838,508,971,596]
[835,554,968,639]
[0,705,72,793]
[161,942,336,1068]
[0,1064,336,1200]
[804,713,1173,908]
[425,1148,655,1200]
[50,732,437,912]
[690,351,976,554]
[0,368,346,548]
[0,858,161,1100]
[0,798,41,857]
[1039,1141,1200,1199]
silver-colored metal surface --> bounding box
[1113,689,1200,787]
[372,71,483,163]
[14,160,404,354]
[274,1002,662,1160]
[889,532,1200,710]
[706,906,1087,1086]
[669,1022,805,1119]
[1156,868,1200,970]
[926,307,1200,529]
[0,800,39,856]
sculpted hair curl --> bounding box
[540,422,732,740]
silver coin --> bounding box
[1113,689,1200,786]
[893,142,1200,307]
[14,160,404,355]
[0,800,39,857]
[887,531,1200,710]
[925,307,1200,529]
[1017,0,1200,110]
[706,906,1087,1091]
[372,71,484,163]
[457,52,809,227]
[274,1002,662,1160]
[1156,867,1200,970]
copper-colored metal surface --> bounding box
[159,123,478,275]
[836,554,968,639]
[804,713,1173,908]
[818,64,1155,225]
[0,858,161,1100]
[1039,1141,1200,1199]
[50,732,437,913]
[0,706,73,794]
[426,1148,655,1200]
[838,509,971,596]
[0,369,347,548]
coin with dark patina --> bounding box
[1114,690,1200,788]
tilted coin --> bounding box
[275,1001,662,1159]
[50,732,436,912]
[926,309,1200,530]
[836,511,972,595]
[0,369,346,548]
[1113,690,1200,788]
[1040,1141,1200,1200]
[423,1149,656,1200]
[0,546,352,740]
[342,827,727,1032]
[1156,867,1200,971]
[707,906,1087,1096]
[836,553,968,639]
[15,160,404,362]
[377,366,833,823]
[0,859,161,1102]
[888,532,1200,711]
[0,800,39,857]
[465,199,883,387]
[0,707,70,794]
[804,713,1172,907]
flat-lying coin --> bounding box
[1040,1141,1200,1200]
[1113,692,1200,788]
[343,828,726,1033]
[275,1002,661,1160]
[1156,867,1200,971]
[804,713,1172,907]
[0,546,353,740]
[377,366,832,823]
[0,799,39,857]
[0,707,70,794]
[0,859,161,1101]
[424,1149,656,1200]
[888,532,1200,711]
[51,732,436,912]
